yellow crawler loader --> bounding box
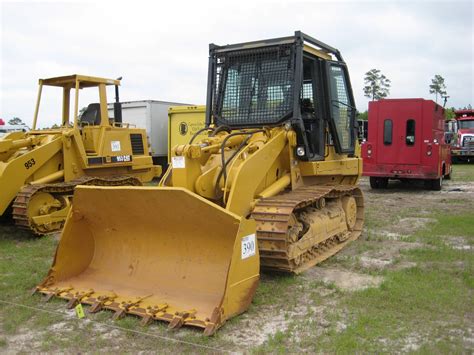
[36,33,364,335]
[0,75,160,234]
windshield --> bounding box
[213,45,295,126]
[459,120,474,129]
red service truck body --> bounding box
[362,99,451,190]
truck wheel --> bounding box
[444,166,452,180]
[370,177,388,189]
[431,177,443,191]
[370,177,380,189]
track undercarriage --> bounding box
[253,185,364,274]
[12,176,142,235]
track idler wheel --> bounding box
[341,196,357,231]
[28,192,68,233]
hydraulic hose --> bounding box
[189,127,213,144]
[217,129,265,192]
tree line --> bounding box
[358,70,469,120]
[363,69,449,104]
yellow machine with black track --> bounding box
[36,32,364,335]
[0,75,161,234]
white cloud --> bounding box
[1,0,472,128]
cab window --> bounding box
[383,119,392,145]
[406,119,415,145]
[328,64,354,152]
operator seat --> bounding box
[80,103,101,126]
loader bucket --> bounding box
[36,186,259,335]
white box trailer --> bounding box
[0,118,29,138]
[108,100,190,165]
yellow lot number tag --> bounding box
[75,303,85,319]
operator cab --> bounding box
[206,31,357,162]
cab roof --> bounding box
[209,31,343,62]
[39,75,120,88]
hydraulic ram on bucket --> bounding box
[36,185,259,335]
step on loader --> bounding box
[0,75,161,234]
[36,32,364,335]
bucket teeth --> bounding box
[37,286,227,335]
[112,308,126,321]
[89,303,101,313]
[111,295,153,321]
[140,304,169,326]
[203,307,222,336]
[66,299,77,309]
[89,294,117,313]
[66,289,94,309]
[44,287,73,302]
[203,323,217,336]
[140,314,153,327]
[169,310,196,330]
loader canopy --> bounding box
[33,74,121,129]
[37,186,259,335]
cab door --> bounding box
[396,116,421,165]
[326,62,356,155]
[376,101,422,165]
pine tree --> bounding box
[429,75,447,104]
[363,69,391,101]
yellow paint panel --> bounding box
[168,105,206,161]
[303,45,332,60]
[298,157,361,176]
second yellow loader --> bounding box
[0,75,161,235]
[36,32,364,335]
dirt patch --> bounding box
[444,236,472,250]
[359,241,423,270]
[358,256,392,269]
[372,217,437,240]
[392,261,418,270]
[222,306,291,346]
[4,327,44,352]
[401,334,423,352]
[47,321,74,332]
[372,231,403,240]
[303,267,383,291]
[222,296,330,347]
[100,328,122,340]
[336,239,422,271]
[441,183,474,194]
[396,217,437,235]
[362,179,474,223]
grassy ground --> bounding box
[451,163,474,182]
[0,164,473,352]
[261,213,473,353]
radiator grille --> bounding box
[463,136,474,148]
[130,134,145,155]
